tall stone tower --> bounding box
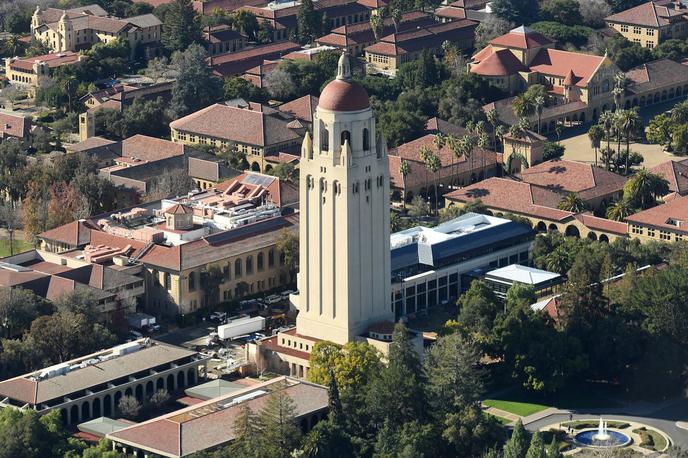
[294,53,393,345]
[58,11,73,52]
[79,112,95,141]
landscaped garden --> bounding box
[483,398,549,417]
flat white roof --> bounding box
[486,264,560,285]
[390,213,511,249]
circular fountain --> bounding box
[573,418,632,448]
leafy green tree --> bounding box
[503,420,530,458]
[296,0,322,44]
[223,76,268,102]
[542,141,564,161]
[232,10,259,40]
[276,229,298,283]
[162,0,201,52]
[458,280,501,336]
[505,283,536,310]
[170,43,223,117]
[606,199,632,221]
[443,405,504,457]
[308,341,382,391]
[546,436,563,458]
[646,114,673,149]
[122,97,169,138]
[490,0,539,25]
[670,124,688,154]
[256,384,303,458]
[530,22,592,48]
[539,0,581,24]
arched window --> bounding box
[363,128,370,150]
[164,273,171,290]
[268,249,275,267]
[341,130,351,146]
[257,252,264,271]
[321,127,329,151]
[235,259,242,278]
[246,255,253,275]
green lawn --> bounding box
[634,427,668,451]
[483,398,550,417]
[0,239,32,258]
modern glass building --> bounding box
[390,213,535,318]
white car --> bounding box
[265,294,282,304]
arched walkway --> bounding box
[599,234,609,243]
[135,384,144,403]
[565,225,580,238]
[536,221,547,232]
[157,377,165,390]
[548,223,559,232]
[187,368,196,385]
[93,398,101,418]
[587,232,597,241]
[177,371,185,390]
[104,394,112,417]
[70,405,79,425]
[146,381,154,396]
[167,374,175,392]
[251,162,260,172]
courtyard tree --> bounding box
[276,229,298,283]
[117,395,141,419]
[256,383,303,457]
[557,192,586,213]
[162,0,201,52]
[587,124,604,166]
[170,44,223,118]
[622,169,669,210]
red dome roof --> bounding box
[319,78,370,112]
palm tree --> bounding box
[512,94,535,120]
[399,160,411,210]
[369,14,383,41]
[4,34,23,56]
[606,199,633,221]
[618,108,642,175]
[544,247,570,275]
[587,124,604,167]
[486,108,499,151]
[391,7,402,32]
[445,134,460,188]
[477,127,489,180]
[460,135,476,183]
[424,150,442,214]
[613,72,627,111]
[419,145,432,202]
[534,95,545,134]
[554,121,564,144]
[599,111,615,171]
[557,193,586,212]
[623,168,670,209]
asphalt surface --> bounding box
[525,397,688,450]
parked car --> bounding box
[280,290,296,300]
[209,311,227,323]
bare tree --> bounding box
[118,395,142,419]
[578,0,611,28]
[264,68,296,101]
[0,202,23,256]
[149,389,171,408]
[474,16,514,50]
[145,168,196,202]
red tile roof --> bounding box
[121,135,185,162]
[278,95,319,123]
[320,78,370,111]
[649,159,688,195]
[39,219,97,246]
[365,19,477,56]
[0,112,30,140]
[574,213,628,235]
[518,159,627,201]
[8,51,81,71]
[209,41,301,77]
[444,177,574,221]
[170,103,301,147]
[471,48,528,76]
[434,6,467,19]
[625,194,688,233]
[489,25,553,49]
[528,49,606,87]
[605,1,688,27]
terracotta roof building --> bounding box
[470,26,619,132]
[365,19,477,75]
[31,5,161,56]
[202,24,246,56]
[4,52,84,90]
[0,111,32,143]
[0,339,208,426]
[170,101,303,173]
[444,177,628,241]
[649,159,688,197]
[108,377,328,457]
[626,194,688,242]
[209,41,301,77]
[388,132,499,203]
[81,80,173,113]
[37,182,299,316]
[517,158,627,209]
[316,11,435,55]
[277,95,319,125]
[623,58,688,108]
[605,0,688,48]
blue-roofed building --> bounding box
[390,213,535,318]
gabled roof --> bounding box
[39,219,96,246]
[605,1,688,27]
[365,19,477,56]
[120,135,185,162]
[625,58,688,94]
[445,177,574,221]
[170,103,301,147]
[518,159,627,201]
[625,194,688,232]
[649,159,688,195]
[489,25,553,49]
[0,112,30,140]
[165,203,193,215]
[528,49,606,87]
[471,48,528,76]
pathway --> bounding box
[483,406,520,424]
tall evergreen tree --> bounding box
[162,0,201,53]
[296,0,322,44]
[256,384,302,458]
[546,436,563,458]
[525,431,547,458]
[503,420,530,458]
[170,44,223,117]
[229,405,258,457]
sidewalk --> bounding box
[484,406,520,424]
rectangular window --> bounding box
[633,26,642,34]
[620,25,629,32]
[647,228,656,238]
[647,29,655,36]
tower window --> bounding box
[341,130,351,146]
[363,128,370,150]
[321,127,329,151]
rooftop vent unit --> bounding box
[112,341,141,357]
[221,389,267,408]
[39,362,71,379]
